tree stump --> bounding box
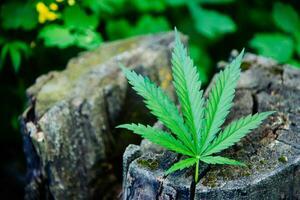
[122,53,300,200]
[20,32,183,199]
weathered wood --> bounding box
[122,53,300,200]
[20,32,184,199]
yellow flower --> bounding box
[56,0,64,2]
[36,2,47,14]
[36,2,58,24]
[68,0,76,6]
[49,3,58,11]
[47,12,58,21]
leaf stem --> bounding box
[195,159,199,183]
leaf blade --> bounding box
[189,3,236,39]
[172,30,205,152]
[39,25,75,48]
[9,46,21,72]
[249,33,294,63]
[120,65,196,154]
[0,44,9,70]
[272,2,300,34]
[200,156,245,166]
[199,50,244,154]
[202,111,274,156]
[165,157,198,175]
[117,123,194,157]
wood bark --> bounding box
[20,32,183,199]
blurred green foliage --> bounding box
[1,0,297,77]
[0,41,31,72]
[1,2,38,30]
[1,0,300,76]
[0,0,300,136]
[0,0,300,195]
[249,2,300,66]
[0,0,243,80]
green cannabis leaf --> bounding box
[117,29,274,183]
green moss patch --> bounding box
[137,158,159,170]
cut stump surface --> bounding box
[122,53,300,200]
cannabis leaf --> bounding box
[165,157,198,174]
[117,29,273,183]
[119,63,195,153]
[199,49,243,154]
[118,123,194,157]
[171,33,205,153]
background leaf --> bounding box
[0,41,30,72]
[106,19,132,40]
[166,0,186,7]
[75,29,102,49]
[288,59,300,69]
[9,48,21,72]
[131,15,171,36]
[39,25,75,48]
[63,5,99,30]
[106,15,170,39]
[0,37,4,45]
[249,33,294,63]
[0,2,38,31]
[12,41,31,58]
[131,0,166,12]
[189,3,236,39]
[197,0,235,4]
[272,2,300,34]
[0,45,9,70]
[294,33,300,57]
[83,0,125,14]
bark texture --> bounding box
[20,32,183,199]
[122,53,300,200]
